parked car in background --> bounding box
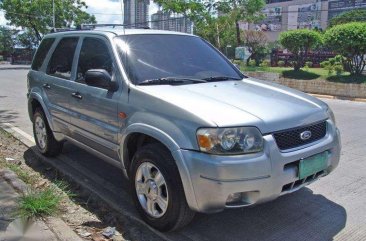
[27,27,341,231]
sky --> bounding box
[0,10,7,26]
[0,0,160,27]
[84,0,159,24]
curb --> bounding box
[0,123,172,241]
[0,146,83,241]
[0,67,31,70]
[309,93,366,103]
[0,168,83,241]
[0,169,28,194]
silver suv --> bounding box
[27,28,341,231]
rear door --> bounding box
[42,37,79,134]
[68,36,122,160]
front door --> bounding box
[68,36,122,160]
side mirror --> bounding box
[84,69,116,90]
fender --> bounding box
[28,91,55,131]
[120,123,200,211]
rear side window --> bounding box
[31,38,55,71]
[46,37,79,80]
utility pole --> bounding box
[53,0,55,31]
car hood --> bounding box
[136,78,328,134]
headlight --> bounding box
[196,127,263,155]
[326,107,336,124]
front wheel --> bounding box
[33,108,63,157]
[130,143,195,231]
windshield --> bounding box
[115,34,243,85]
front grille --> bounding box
[281,170,325,193]
[273,121,327,150]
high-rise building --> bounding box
[151,11,193,34]
[151,11,170,30]
[123,0,150,28]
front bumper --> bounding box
[174,120,341,213]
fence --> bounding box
[270,50,336,67]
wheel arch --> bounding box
[28,92,54,131]
[120,124,199,211]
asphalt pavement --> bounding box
[1,69,366,241]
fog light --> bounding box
[226,191,260,206]
[226,192,242,204]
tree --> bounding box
[329,9,366,27]
[0,26,16,56]
[324,22,366,75]
[0,0,96,43]
[155,0,265,46]
[279,29,322,71]
[154,0,207,22]
[217,0,265,45]
[195,15,237,51]
[15,29,39,50]
[242,30,267,65]
[154,1,237,52]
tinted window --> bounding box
[115,34,242,84]
[31,38,55,71]
[47,37,78,80]
[77,38,113,82]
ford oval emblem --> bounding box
[300,130,312,140]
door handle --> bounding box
[42,83,51,89]
[71,92,83,100]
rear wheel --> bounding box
[33,108,63,157]
[130,143,195,231]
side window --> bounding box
[31,38,55,71]
[46,37,79,80]
[77,37,113,82]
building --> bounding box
[249,0,366,42]
[123,0,150,28]
[151,11,193,34]
[151,11,170,30]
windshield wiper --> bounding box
[138,77,207,86]
[202,76,242,82]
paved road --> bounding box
[1,69,366,240]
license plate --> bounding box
[299,151,328,179]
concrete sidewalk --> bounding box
[0,169,82,241]
[0,64,30,70]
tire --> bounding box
[33,108,63,157]
[130,143,195,231]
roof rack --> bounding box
[50,28,78,33]
[49,24,150,34]
[81,24,150,29]
[81,24,125,29]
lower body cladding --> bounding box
[176,120,341,213]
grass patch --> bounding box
[0,128,13,138]
[53,179,76,198]
[240,65,366,83]
[0,130,70,220]
[6,163,37,185]
[241,66,271,72]
[17,187,63,219]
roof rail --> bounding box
[81,24,126,29]
[50,28,78,33]
[49,24,151,34]
[81,24,150,30]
